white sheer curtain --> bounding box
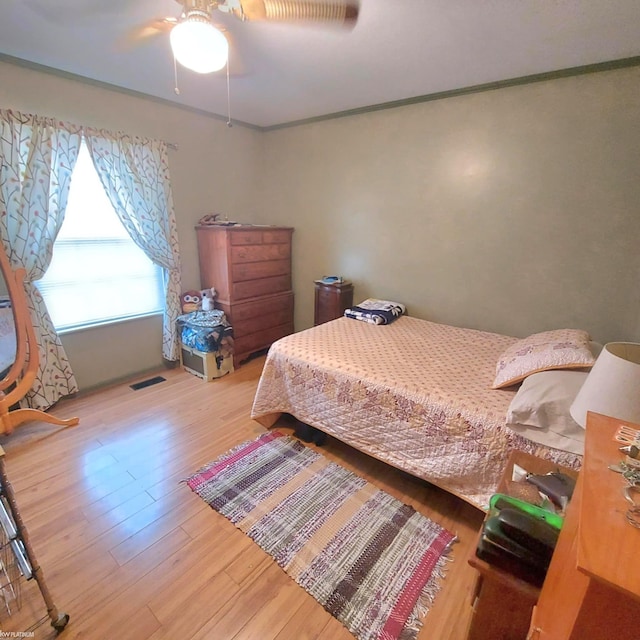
[0,109,81,410]
[84,130,182,361]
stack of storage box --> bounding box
[177,310,234,381]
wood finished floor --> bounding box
[0,356,484,640]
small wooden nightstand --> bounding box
[528,413,640,640]
[466,451,578,640]
[314,280,354,326]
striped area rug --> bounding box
[186,431,456,640]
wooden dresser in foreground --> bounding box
[528,412,640,639]
[196,224,294,367]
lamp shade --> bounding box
[170,16,228,74]
[569,342,640,428]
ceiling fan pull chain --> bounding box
[173,54,181,95]
[226,59,232,127]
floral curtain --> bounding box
[84,130,182,361]
[0,109,81,410]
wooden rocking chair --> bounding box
[0,241,79,435]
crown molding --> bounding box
[3,52,639,133]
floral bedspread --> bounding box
[251,316,582,510]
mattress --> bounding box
[251,316,582,509]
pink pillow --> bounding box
[492,329,595,389]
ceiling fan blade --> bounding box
[118,17,177,50]
[234,0,359,26]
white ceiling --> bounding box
[1,0,640,129]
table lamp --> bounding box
[570,342,640,428]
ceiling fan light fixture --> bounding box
[170,12,229,74]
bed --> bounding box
[250,315,584,510]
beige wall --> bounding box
[1,60,639,390]
[0,60,263,390]
[261,66,640,345]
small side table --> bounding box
[314,280,354,326]
[466,451,578,640]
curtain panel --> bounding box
[84,130,182,361]
[0,109,80,410]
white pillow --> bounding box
[506,369,588,455]
[589,341,603,358]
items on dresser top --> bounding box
[615,424,640,445]
[315,275,344,285]
[196,224,294,367]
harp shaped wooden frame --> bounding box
[0,241,79,435]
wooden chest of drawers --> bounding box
[196,225,294,366]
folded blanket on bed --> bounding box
[344,298,406,325]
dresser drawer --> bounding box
[231,243,291,264]
[229,228,292,245]
[234,322,294,357]
[231,292,293,322]
[262,229,292,244]
[229,230,264,245]
[233,308,293,336]
[316,287,335,304]
[233,275,291,300]
[232,259,290,282]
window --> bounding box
[36,141,164,332]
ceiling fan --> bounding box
[132,0,360,74]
